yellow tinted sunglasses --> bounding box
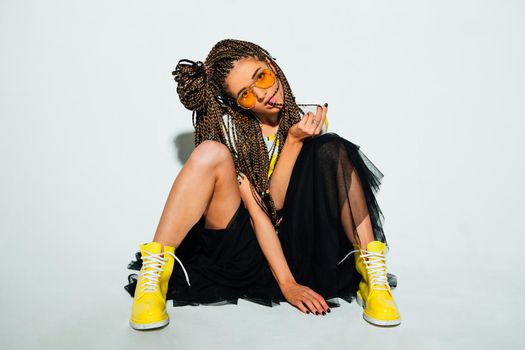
[236,67,277,109]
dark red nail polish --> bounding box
[322,311,326,315]
[324,103,328,107]
[327,308,331,313]
[306,311,310,314]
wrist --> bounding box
[286,132,302,146]
[278,276,297,288]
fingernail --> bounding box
[327,308,331,313]
[322,311,326,315]
[324,103,328,107]
[306,311,310,314]
[315,311,319,315]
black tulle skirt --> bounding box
[124,132,397,308]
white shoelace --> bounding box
[338,247,389,291]
[360,250,389,291]
[337,249,360,266]
[140,251,191,293]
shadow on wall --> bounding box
[173,131,195,165]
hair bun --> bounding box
[172,59,209,111]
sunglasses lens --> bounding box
[255,69,275,88]
[238,90,256,109]
[237,68,276,109]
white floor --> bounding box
[3,228,521,350]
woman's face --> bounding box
[224,56,284,120]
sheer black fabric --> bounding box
[124,132,397,308]
[125,202,283,307]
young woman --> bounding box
[124,39,401,330]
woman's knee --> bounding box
[314,134,363,175]
[189,140,234,169]
[315,134,346,162]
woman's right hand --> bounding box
[280,280,331,315]
[287,103,328,143]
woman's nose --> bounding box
[252,86,266,101]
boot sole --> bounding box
[129,317,169,330]
[356,293,401,327]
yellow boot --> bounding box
[129,241,188,330]
[353,241,401,326]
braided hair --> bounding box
[172,39,304,229]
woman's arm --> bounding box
[268,134,302,210]
[269,104,328,210]
[238,174,296,286]
[238,173,330,315]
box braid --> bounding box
[172,39,306,229]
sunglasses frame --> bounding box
[235,64,278,110]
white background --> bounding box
[1,0,523,349]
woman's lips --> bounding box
[266,96,276,107]
[265,81,280,107]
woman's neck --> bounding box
[253,110,281,126]
[253,111,282,137]
[261,123,279,138]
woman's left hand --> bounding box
[287,104,327,143]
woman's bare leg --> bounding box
[340,167,375,249]
[335,141,375,250]
[152,140,241,248]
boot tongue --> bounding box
[366,241,386,254]
[140,241,163,256]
